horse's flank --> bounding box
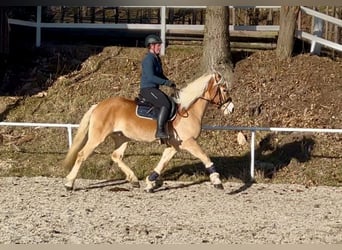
[93,97,158,141]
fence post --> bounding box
[310,16,324,55]
[160,6,166,56]
[67,125,73,148]
[250,130,256,180]
[36,6,42,47]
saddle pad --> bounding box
[136,105,157,120]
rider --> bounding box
[140,34,176,139]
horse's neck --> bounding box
[184,97,209,122]
[175,74,213,123]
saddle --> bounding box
[135,94,177,121]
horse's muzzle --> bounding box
[221,101,234,115]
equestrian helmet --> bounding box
[145,34,162,47]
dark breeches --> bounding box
[140,87,171,112]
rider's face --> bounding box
[150,43,162,55]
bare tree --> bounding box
[276,6,300,60]
[202,6,234,86]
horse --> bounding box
[62,71,234,192]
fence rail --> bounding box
[0,121,78,149]
[1,121,341,180]
[7,6,342,55]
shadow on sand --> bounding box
[160,133,315,194]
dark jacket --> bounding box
[140,52,168,89]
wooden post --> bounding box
[78,7,82,23]
[139,9,142,23]
[36,6,42,47]
[90,7,95,23]
[157,8,161,24]
[244,9,248,25]
[102,8,105,23]
[297,8,301,30]
[333,7,340,57]
[60,6,65,23]
[335,8,341,44]
[325,6,329,40]
[114,7,119,23]
[200,8,204,25]
[127,8,130,23]
[267,8,273,25]
[231,7,235,26]
[168,8,174,24]
[192,9,196,24]
[73,7,78,23]
[310,6,315,33]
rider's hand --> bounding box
[165,80,176,88]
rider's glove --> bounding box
[165,80,176,88]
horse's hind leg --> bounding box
[64,139,101,190]
[145,146,178,192]
[180,138,223,189]
[111,136,139,188]
[65,125,108,190]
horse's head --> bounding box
[206,71,234,115]
[175,71,234,114]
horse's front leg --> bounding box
[180,137,224,189]
[145,146,178,193]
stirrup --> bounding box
[155,132,169,140]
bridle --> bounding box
[199,73,227,108]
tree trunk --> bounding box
[202,6,233,87]
[276,6,300,59]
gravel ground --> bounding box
[0,176,342,244]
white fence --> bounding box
[1,121,341,180]
[297,6,342,54]
[202,125,342,179]
[8,6,342,55]
[0,121,78,149]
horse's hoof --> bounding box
[64,185,73,191]
[144,188,154,193]
[131,181,140,188]
[214,183,224,190]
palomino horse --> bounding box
[62,71,234,192]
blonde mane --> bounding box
[174,73,213,110]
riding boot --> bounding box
[155,106,169,139]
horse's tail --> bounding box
[62,104,97,172]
